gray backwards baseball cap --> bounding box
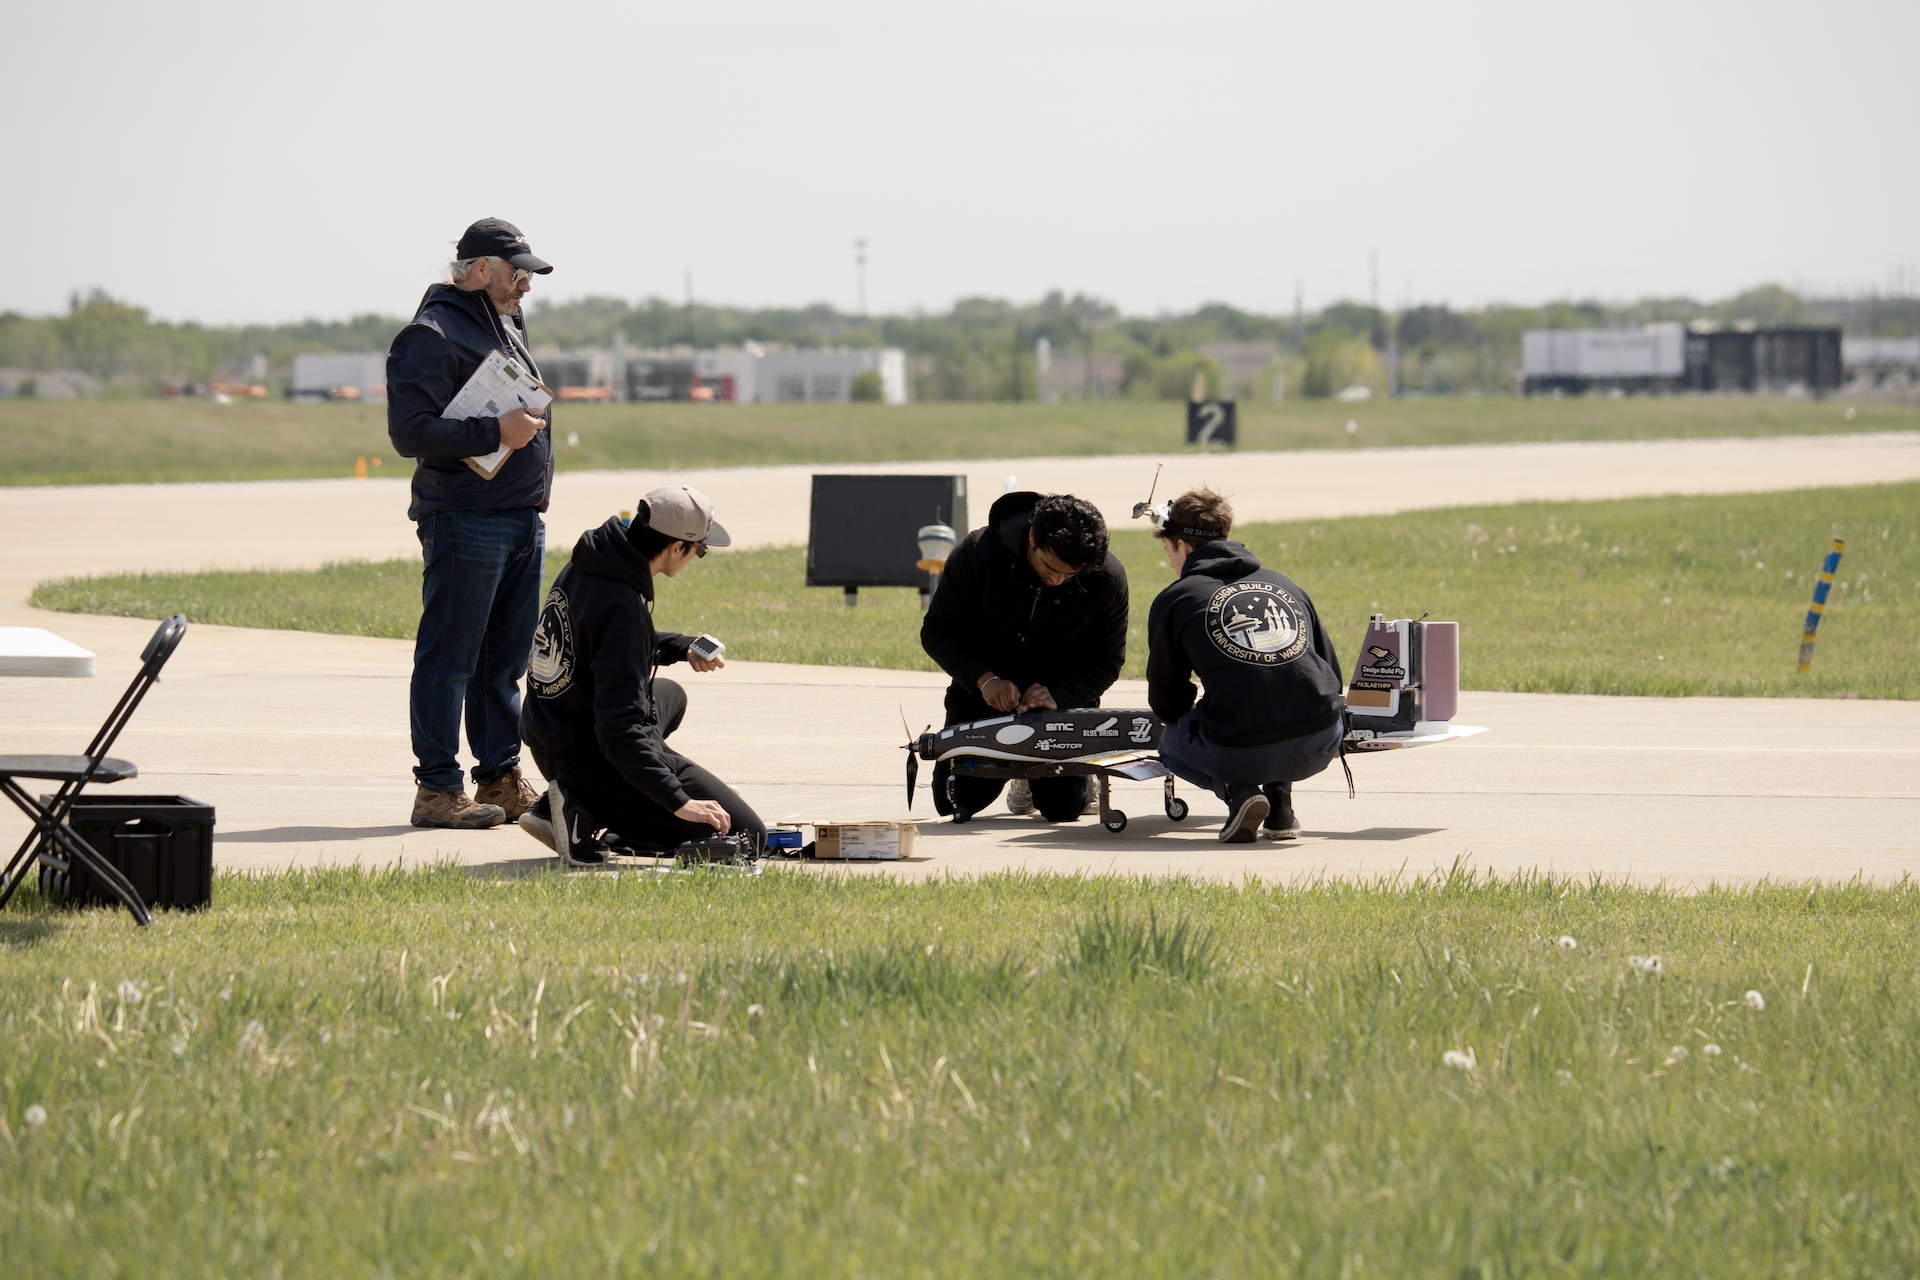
[641,484,730,547]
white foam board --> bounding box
[0,627,96,677]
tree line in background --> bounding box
[3,284,1916,401]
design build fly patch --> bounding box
[1206,581,1309,665]
[528,587,576,697]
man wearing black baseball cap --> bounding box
[386,218,557,830]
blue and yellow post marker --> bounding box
[1797,537,1846,673]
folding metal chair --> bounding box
[0,615,188,927]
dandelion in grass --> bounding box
[747,1004,764,1019]
[117,979,144,1003]
[1703,1043,1722,1057]
[1442,1049,1476,1072]
[24,1104,47,1127]
[1745,990,1766,1011]
[238,1020,267,1058]
[1556,936,1577,950]
[1629,954,1663,974]
[1668,1045,1689,1062]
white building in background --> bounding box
[753,348,906,404]
[533,345,908,405]
[1519,324,1687,394]
[291,352,387,401]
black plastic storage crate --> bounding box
[39,794,215,911]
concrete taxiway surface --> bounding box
[4,434,1916,888]
[5,431,1918,604]
[3,612,1915,887]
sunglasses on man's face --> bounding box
[510,267,533,286]
[695,543,709,558]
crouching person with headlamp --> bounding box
[1145,489,1346,843]
[519,485,765,865]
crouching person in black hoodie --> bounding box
[520,485,765,866]
[920,492,1129,822]
[1146,489,1346,844]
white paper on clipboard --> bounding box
[445,349,553,479]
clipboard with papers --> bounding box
[444,348,554,479]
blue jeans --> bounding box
[1159,713,1343,803]
[411,508,545,792]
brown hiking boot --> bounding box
[474,768,540,820]
[411,786,506,830]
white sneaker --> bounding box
[1006,778,1036,815]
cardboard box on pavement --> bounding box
[812,822,917,860]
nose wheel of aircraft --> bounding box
[945,775,972,824]
[1095,775,1129,832]
[1163,776,1188,822]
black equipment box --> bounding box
[807,474,968,589]
[39,794,215,911]
[1186,399,1237,446]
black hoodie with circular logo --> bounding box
[1145,540,1345,747]
[520,517,695,812]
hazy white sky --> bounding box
[5,0,1914,325]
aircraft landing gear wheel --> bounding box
[1102,811,1129,833]
[946,777,971,823]
[1165,797,1189,821]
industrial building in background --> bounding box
[290,352,388,401]
[1842,336,1920,387]
[1521,322,1846,396]
[536,345,908,405]
[288,346,908,404]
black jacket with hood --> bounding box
[386,283,554,520]
[920,491,1129,719]
[519,518,695,812]
[1146,540,1345,746]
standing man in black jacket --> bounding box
[521,485,763,866]
[1145,489,1346,843]
[920,491,1129,822]
[387,218,555,830]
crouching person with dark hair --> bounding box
[519,485,765,866]
[920,491,1129,822]
[1146,489,1346,843]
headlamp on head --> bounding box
[1131,466,1225,543]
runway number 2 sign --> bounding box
[1185,399,1237,447]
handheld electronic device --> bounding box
[688,634,725,662]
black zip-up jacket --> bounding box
[519,518,695,811]
[920,491,1129,719]
[1146,540,1345,746]
[386,283,554,520]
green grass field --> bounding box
[2,394,1912,485]
[33,483,1920,699]
[3,867,1915,1275]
